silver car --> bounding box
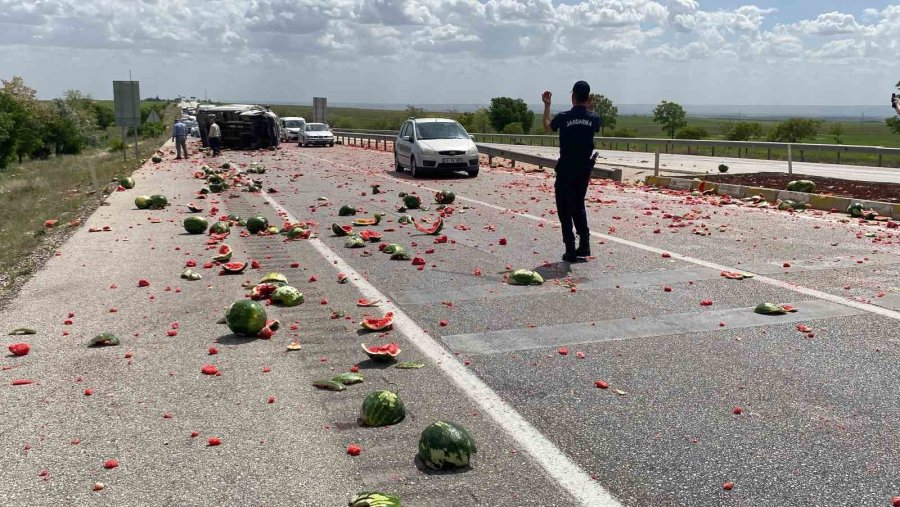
[300,123,334,147]
[394,118,479,178]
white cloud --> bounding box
[0,1,897,105]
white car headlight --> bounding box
[467,145,478,155]
[422,147,436,156]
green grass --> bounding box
[0,104,177,292]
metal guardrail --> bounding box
[332,130,622,181]
[335,129,900,174]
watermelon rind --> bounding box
[339,205,358,216]
[360,313,394,331]
[345,235,366,248]
[213,245,233,262]
[413,217,443,235]
[222,262,248,274]
[786,180,816,193]
[361,343,400,362]
[360,390,406,427]
[508,269,544,286]
[417,421,477,470]
[333,372,365,385]
[403,195,421,209]
[434,190,455,204]
[753,302,787,315]
[246,216,269,234]
[225,300,268,336]
[272,285,304,307]
[348,492,402,507]
[259,272,288,286]
[209,221,231,234]
[88,333,120,347]
[313,380,346,391]
[332,223,353,236]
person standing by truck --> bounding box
[173,119,189,159]
[208,119,222,157]
[542,81,601,263]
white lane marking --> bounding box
[261,192,622,507]
[295,148,900,322]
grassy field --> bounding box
[0,103,177,294]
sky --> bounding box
[1,0,899,106]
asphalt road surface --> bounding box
[479,142,900,183]
[2,138,899,506]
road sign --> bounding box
[113,81,141,128]
[146,109,160,124]
[313,97,327,124]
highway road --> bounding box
[2,139,899,506]
[479,142,900,184]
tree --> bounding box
[501,122,524,135]
[487,97,534,133]
[457,108,492,133]
[767,118,822,143]
[887,116,900,136]
[828,123,844,144]
[589,94,617,136]
[652,101,687,139]
[675,126,709,140]
[404,105,425,117]
[94,103,115,130]
[724,122,763,141]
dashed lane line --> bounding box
[260,192,623,507]
[292,148,900,323]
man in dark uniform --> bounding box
[543,81,601,263]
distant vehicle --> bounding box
[280,117,306,141]
[205,104,280,150]
[394,118,479,178]
[300,123,334,147]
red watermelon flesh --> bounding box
[361,312,394,331]
[361,342,401,361]
[222,262,248,274]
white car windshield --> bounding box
[416,122,468,140]
[306,124,329,131]
[284,120,303,128]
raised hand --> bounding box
[542,91,552,106]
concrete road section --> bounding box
[479,142,900,183]
[2,139,899,506]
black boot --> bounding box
[576,235,591,257]
[562,244,577,263]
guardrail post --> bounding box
[367,139,371,149]
[712,146,715,157]
[836,151,840,164]
[767,148,771,160]
[787,144,793,174]
[878,153,883,167]
[654,150,660,176]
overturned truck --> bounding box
[200,104,280,150]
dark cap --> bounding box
[572,80,590,95]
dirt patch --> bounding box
[705,173,900,203]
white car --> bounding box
[300,123,334,147]
[394,118,479,178]
[280,117,306,141]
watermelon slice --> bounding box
[213,244,233,262]
[358,230,383,242]
[361,342,401,362]
[332,223,353,236]
[413,217,444,235]
[361,312,394,331]
[221,261,248,274]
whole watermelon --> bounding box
[134,196,152,210]
[149,194,168,209]
[183,216,209,234]
[246,216,269,234]
[225,300,268,336]
[361,390,405,427]
[418,421,476,470]
[120,177,135,189]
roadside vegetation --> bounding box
[0,75,174,294]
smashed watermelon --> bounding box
[361,312,394,331]
[361,342,400,362]
[413,217,444,235]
